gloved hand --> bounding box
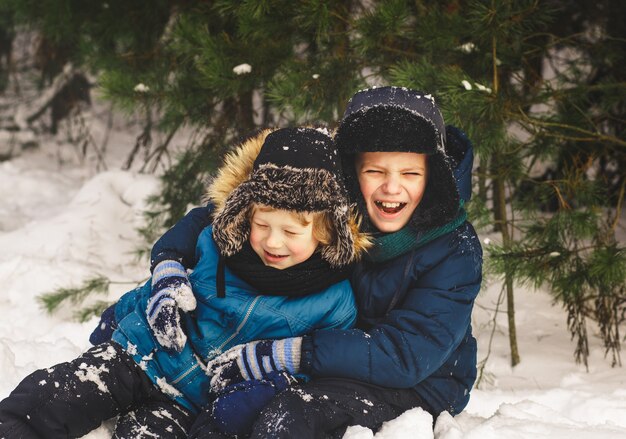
[89,303,117,345]
[211,371,297,436]
[206,337,302,392]
[146,260,196,352]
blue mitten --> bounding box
[89,304,117,345]
[206,337,302,392]
[210,371,296,436]
[146,260,196,352]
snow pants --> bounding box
[0,342,194,439]
[187,377,434,439]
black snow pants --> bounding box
[187,377,434,439]
[0,342,195,439]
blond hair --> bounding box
[250,204,335,247]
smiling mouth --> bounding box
[375,201,407,214]
[264,250,287,261]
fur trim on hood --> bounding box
[207,128,370,267]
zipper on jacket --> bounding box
[385,252,416,316]
[172,351,208,385]
[172,362,200,385]
[216,295,262,353]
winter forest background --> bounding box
[0,1,624,438]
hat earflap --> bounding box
[212,183,255,257]
[408,153,460,231]
[320,203,356,268]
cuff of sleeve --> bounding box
[150,251,185,273]
[152,260,187,287]
[299,335,314,375]
[272,337,303,375]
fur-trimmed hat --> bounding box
[210,127,363,267]
[335,86,460,232]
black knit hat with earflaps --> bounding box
[335,86,460,233]
[212,127,356,268]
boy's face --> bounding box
[249,206,319,269]
[356,151,428,233]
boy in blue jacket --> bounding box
[143,86,483,438]
[0,127,369,439]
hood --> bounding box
[206,128,370,267]
[335,86,466,233]
[206,129,272,213]
[445,125,474,204]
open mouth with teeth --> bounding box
[264,250,288,261]
[375,201,407,214]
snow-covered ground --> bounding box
[0,112,625,438]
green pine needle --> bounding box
[37,276,111,315]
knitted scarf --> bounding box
[223,241,352,297]
[366,203,467,263]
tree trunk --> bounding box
[494,168,521,367]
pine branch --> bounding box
[14,64,83,129]
[610,180,625,232]
[74,300,113,323]
[37,276,149,322]
[123,110,152,170]
[141,120,180,173]
[476,283,507,388]
[518,111,626,149]
[566,298,590,370]
[38,276,110,315]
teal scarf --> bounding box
[366,201,467,263]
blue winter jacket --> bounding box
[112,226,356,413]
[302,222,481,415]
[150,126,482,416]
[300,126,482,415]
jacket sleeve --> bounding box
[301,225,482,388]
[150,205,214,272]
[113,281,152,322]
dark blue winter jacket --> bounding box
[302,224,481,415]
[150,126,482,416]
[299,125,481,415]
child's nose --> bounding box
[382,174,402,194]
[265,230,282,248]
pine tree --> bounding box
[3,1,624,368]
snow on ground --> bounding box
[0,114,625,438]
